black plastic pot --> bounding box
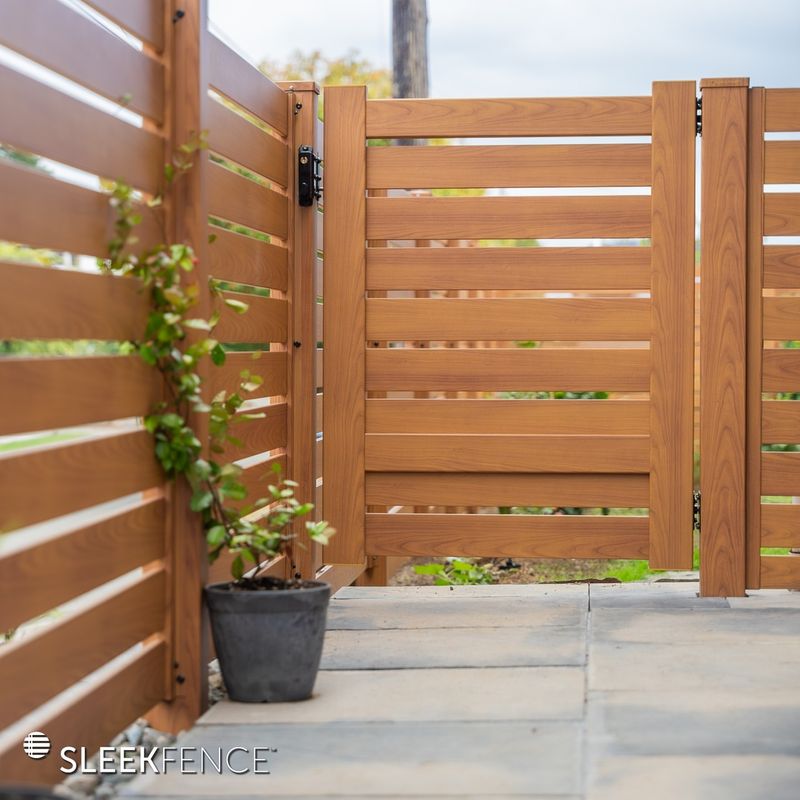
[0,788,56,799]
[205,580,330,703]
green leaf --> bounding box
[183,318,212,331]
[231,555,244,580]
[190,491,214,512]
[224,297,249,315]
[211,343,226,366]
[414,564,445,576]
[206,524,227,546]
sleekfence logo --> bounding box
[22,731,277,775]
[23,731,50,760]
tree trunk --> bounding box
[392,0,429,145]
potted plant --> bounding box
[103,138,334,704]
[204,465,334,702]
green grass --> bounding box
[0,431,85,453]
[597,560,662,582]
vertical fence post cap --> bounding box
[699,78,750,90]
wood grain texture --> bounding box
[746,88,766,588]
[647,82,696,569]
[208,351,287,398]
[699,81,748,597]
[0,262,149,340]
[365,434,649,473]
[366,96,652,138]
[761,400,800,442]
[83,0,165,50]
[763,350,800,391]
[367,348,649,392]
[763,246,800,288]
[367,399,649,435]
[763,193,800,236]
[0,570,165,730]
[208,160,288,238]
[0,498,165,632]
[207,98,289,186]
[760,556,800,589]
[222,403,286,459]
[761,504,800,548]
[213,294,288,343]
[322,86,367,563]
[0,430,162,532]
[765,89,800,132]
[366,513,649,559]
[366,472,649,508]
[0,160,161,257]
[0,356,159,435]
[367,143,652,188]
[0,63,163,194]
[762,451,800,495]
[367,195,651,240]
[765,141,800,184]
[0,639,166,784]
[763,297,800,340]
[0,0,164,122]
[366,297,650,341]
[206,31,287,134]
[367,246,651,290]
[209,226,288,291]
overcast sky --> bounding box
[208,0,799,97]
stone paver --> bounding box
[127,581,800,799]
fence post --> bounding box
[149,0,210,730]
[281,80,323,580]
[322,86,367,567]
[699,77,750,596]
[649,80,696,570]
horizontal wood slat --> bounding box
[367,399,650,435]
[0,570,165,730]
[366,348,650,392]
[0,430,162,531]
[365,472,649,507]
[0,356,159,435]
[366,96,653,138]
[761,504,800,548]
[0,0,163,122]
[0,263,149,341]
[206,32,288,135]
[763,246,800,289]
[765,89,800,132]
[0,639,166,784]
[213,294,288,343]
[223,404,287,459]
[367,195,651,240]
[367,246,651,291]
[0,498,166,632]
[366,434,649,473]
[83,0,165,50]
[208,161,288,238]
[762,349,800,391]
[0,64,163,194]
[764,193,800,236]
[366,512,649,558]
[0,160,161,257]
[761,451,800,495]
[366,298,651,341]
[209,351,287,397]
[367,144,652,188]
[761,400,800,442]
[209,227,288,291]
[207,99,289,186]
[763,297,800,340]
[760,556,800,589]
[236,454,287,509]
[765,141,800,184]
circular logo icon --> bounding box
[23,731,50,760]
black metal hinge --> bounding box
[298,145,322,206]
[696,97,702,136]
[693,489,701,532]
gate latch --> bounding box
[298,145,322,206]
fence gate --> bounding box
[323,83,697,572]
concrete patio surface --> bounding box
[125,582,800,799]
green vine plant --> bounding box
[102,134,333,587]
